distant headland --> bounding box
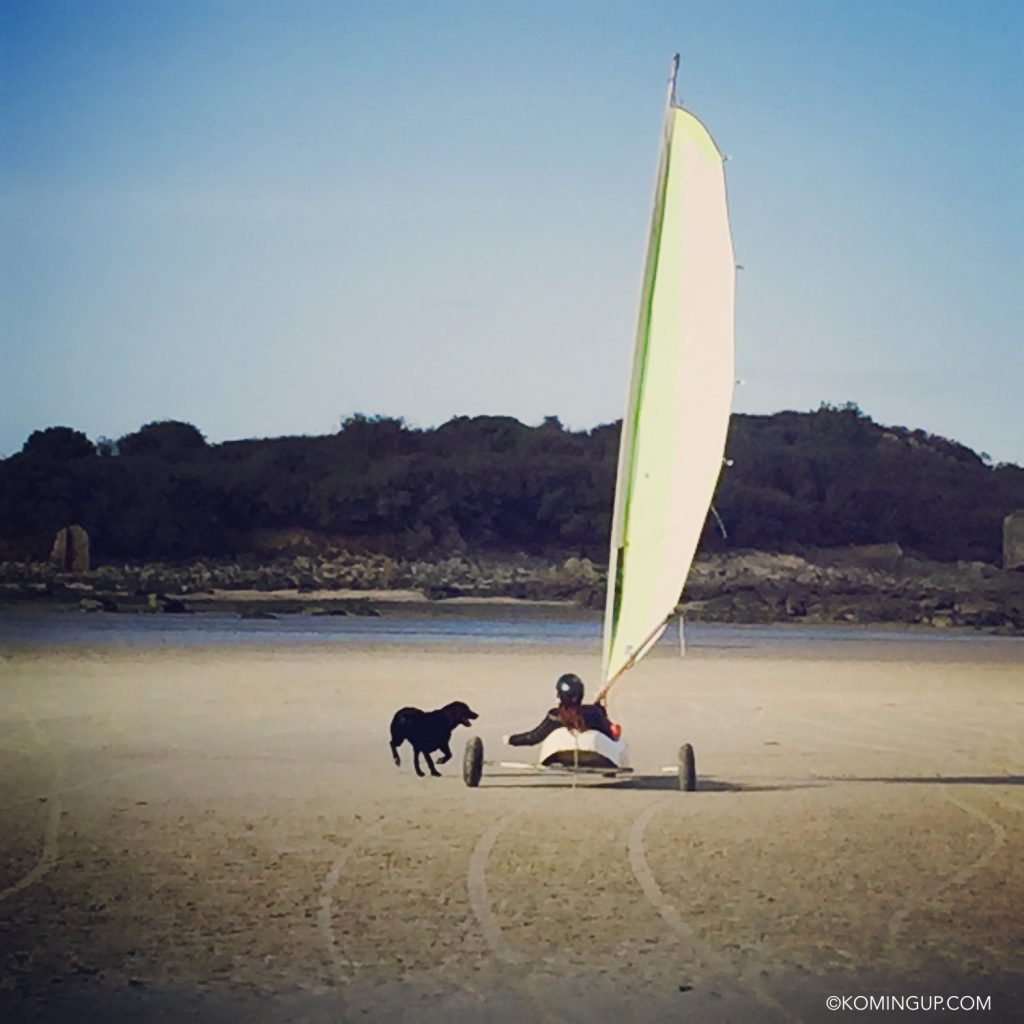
[2,406,1022,632]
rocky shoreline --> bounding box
[685,547,1023,632]
[1,544,1022,633]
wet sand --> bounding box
[1,633,1022,1022]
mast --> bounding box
[596,58,735,705]
[667,53,680,108]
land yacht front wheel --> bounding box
[463,737,484,788]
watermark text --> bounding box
[826,994,991,1012]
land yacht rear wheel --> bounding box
[678,743,696,792]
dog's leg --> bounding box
[423,751,441,777]
[437,740,452,764]
[413,749,426,777]
[389,721,405,767]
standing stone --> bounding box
[49,524,90,573]
[49,529,68,569]
[1004,511,1024,571]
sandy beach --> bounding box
[1,623,1022,1022]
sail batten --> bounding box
[601,102,735,686]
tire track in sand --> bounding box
[678,681,1020,1000]
[319,813,510,1016]
[793,701,1018,959]
[465,812,576,1024]
[465,812,526,965]
[886,787,1007,946]
[317,817,388,985]
[627,797,801,1023]
[0,721,62,903]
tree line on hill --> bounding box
[1,404,1022,566]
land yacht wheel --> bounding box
[678,743,696,792]
[463,737,484,788]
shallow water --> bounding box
[1,608,1021,660]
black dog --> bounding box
[389,701,478,777]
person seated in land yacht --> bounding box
[502,674,619,746]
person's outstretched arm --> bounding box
[505,710,559,746]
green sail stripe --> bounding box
[609,119,676,660]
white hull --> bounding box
[537,728,630,769]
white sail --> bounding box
[601,93,735,688]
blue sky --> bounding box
[2,0,1022,464]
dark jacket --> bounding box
[508,703,614,746]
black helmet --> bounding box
[556,673,584,706]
